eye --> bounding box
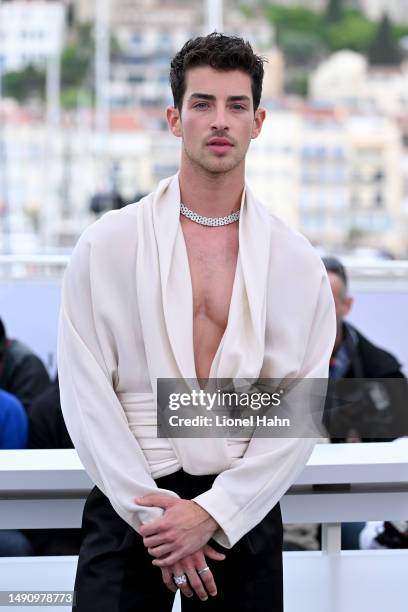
[231,104,246,111]
[194,102,209,109]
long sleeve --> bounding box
[57,228,180,533]
[193,270,336,548]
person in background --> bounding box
[0,388,33,556]
[23,376,82,556]
[0,317,50,412]
[322,256,404,382]
[0,388,28,449]
[322,256,406,443]
[322,256,408,550]
[360,438,408,550]
[360,520,408,549]
[28,375,73,450]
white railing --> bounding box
[2,256,408,379]
[0,255,69,280]
[2,253,408,283]
[1,442,408,611]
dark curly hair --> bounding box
[170,32,266,113]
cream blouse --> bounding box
[58,173,336,548]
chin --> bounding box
[200,157,242,175]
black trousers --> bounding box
[73,470,283,611]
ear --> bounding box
[343,295,353,317]
[251,107,266,140]
[166,106,182,138]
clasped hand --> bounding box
[136,494,226,600]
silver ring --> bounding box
[173,574,188,586]
[197,566,210,575]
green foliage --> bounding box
[368,14,402,65]
[279,30,325,66]
[325,0,344,24]
[61,23,94,90]
[348,226,366,243]
[2,22,94,105]
[286,73,309,97]
[264,3,408,63]
[2,65,45,101]
[265,5,325,36]
[77,23,93,47]
[60,87,78,110]
[60,87,93,110]
[394,24,408,40]
[61,44,94,89]
[327,11,376,52]
[239,3,256,19]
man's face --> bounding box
[167,65,265,175]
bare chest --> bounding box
[181,222,239,378]
[183,224,238,326]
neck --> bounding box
[178,158,245,218]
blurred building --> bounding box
[0,1,65,72]
[1,100,406,254]
[72,0,200,26]
[109,1,273,109]
[262,48,285,100]
[0,103,154,250]
[298,109,349,248]
[347,115,403,253]
[248,105,405,254]
[69,0,274,109]
[247,109,302,229]
[310,51,408,117]
[1,0,406,256]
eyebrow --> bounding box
[188,93,251,103]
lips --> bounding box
[207,138,233,154]
[207,138,233,146]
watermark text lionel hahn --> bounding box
[167,413,291,428]
[167,389,290,429]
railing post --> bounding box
[321,522,342,554]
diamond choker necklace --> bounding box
[180,203,240,227]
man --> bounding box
[322,256,406,442]
[28,376,73,450]
[23,376,82,557]
[0,389,33,556]
[322,256,404,381]
[58,33,336,611]
[0,317,50,412]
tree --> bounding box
[61,24,94,90]
[265,5,324,38]
[368,13,401,65]
[325,0,344,24]
[327,12,376,52]
[279,30,324,66]
[2,65,45,101]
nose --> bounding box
[211,105,229,131]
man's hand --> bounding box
[136,494,219,567]
[158,544,226,601]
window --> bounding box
[374,192,384,208]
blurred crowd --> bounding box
[1,256,407,556]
